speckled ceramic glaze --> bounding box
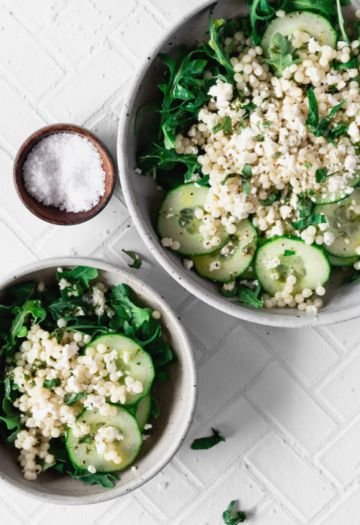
[0,258,196,504]
[118,0,360,328]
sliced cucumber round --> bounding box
[66,406,142,473]
[89,334,155,405]
[157,183,228,256]
[328,254,358,267]
[315,188,360,257]
[193,220,257,282]
[255,236,330,295]
[261,12,337,57]
[135,395,151,431]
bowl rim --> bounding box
[0,257,197,505]
[14,123,116,226]
[117,0,360,328]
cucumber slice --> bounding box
[315,188,360,257]
[328,254,358,267]
[66,406,141,473]
[261,12,337,57]
[157,184,228,256]
[255,236,330,295]
[313,175,360,205]
[193,220,257,282]
[90,334,155,405]
[135,395,151,431]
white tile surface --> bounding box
[0,1,359,524]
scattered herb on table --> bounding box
[191,428,225,450]
[222,500,247,524]
[122,249,143,269]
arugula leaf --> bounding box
[332,57,358,70]
[1,300,46,356]
[223,500,247,524]
[238,285,264,309]
[213,116,233,135]
[336,0,349,42]
[292,213,327,230]
[259,190,281,206]
[191,428,225,450]
[196,175,210,187]
[5,282,36,306]
[64,392,86,405]
[306,88,348,141]
[249,0,280,44]
[110,284,152,331]
[57,267,98,297]
[208,17,234,80]
[139,145,201,183]
[43,378,61,390]
[267,33,297,76]
[122,250,142,269]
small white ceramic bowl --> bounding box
[118,0,360,328]
[0,258,196,505]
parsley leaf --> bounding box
[332,57,358,70]
[191,428,225,450]
[241,164,253,194]
[213,116,233,135]
[267,33,297,76]
[284,249,296,256]
[315,167,329,183]
[223,500,247,524]
[64,392,86,405]
[43,378,61,390]
[122,250,142,269]
[208,17,234,80]
[259,190,281,206]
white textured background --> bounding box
[0,0,360,523]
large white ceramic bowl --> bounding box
[0,258,196,504]
[118,0,360,328]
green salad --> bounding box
[138,0,360,314]
[0,267,174,487]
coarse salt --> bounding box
[23,132,106,213]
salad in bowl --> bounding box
[0,260,195,503]
[135,0,360,317]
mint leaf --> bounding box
[191,428,225,450]
[267,33,297,76]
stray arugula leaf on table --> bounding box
[191,428,225,450]
[122,250,143,269]
[223,500,247,524]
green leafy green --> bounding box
[306,88,348,141]
[110,284,152,331]
[241,164,253,194]
[208,17,234,80]
[122,250,142,269]
[267,33,297,76]
[5,282,36,306]
[223,500,247,524]
[332,57,358,70]
[139,144,201,184]
[315,167,331,183]
[238,283,264,308]
[191,428,225,450]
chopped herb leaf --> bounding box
[191,428,225,450]
[259,191,281,206]
[306,88,348,141]
[196,175,210,187]
[223,499,247,524]
[241,164,253,194]
[332,57,358,70]
[213,116,233,135]
[284,249,296,256]
[43,378,61,390]
[122,250,142,269]
[64,392,86,405]
[292,213,327,230]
